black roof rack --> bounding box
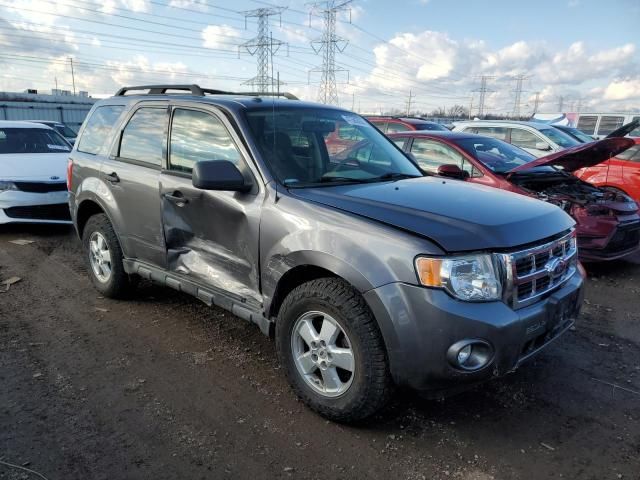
[114,84,298,100]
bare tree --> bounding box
[447,104,468,118]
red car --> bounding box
[574,138,640,203]
[382,131,639,261]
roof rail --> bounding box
[114,84,298,100]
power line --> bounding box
[309,0,353,105]
[474,75,494,117]
[239,7,287,93]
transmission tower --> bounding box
[557,95,564,111]
[309,0,353,105]
[532,91,541,114]
[473,75,494,117]
[511,74,529,118]
[239,7,287,93]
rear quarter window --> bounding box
[577,116,598,135]
[597,116,625,136]
[77,105,125,154]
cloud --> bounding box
[168,0,208,11]
[202,24,243,50]
[603,77,640,101]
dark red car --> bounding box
[384,131,640,261]
[366,116,450,134]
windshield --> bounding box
[562,127,593,143]
[245,107,422,187]
[55,124,77,138]
[540,127,580,148]
[415,123,449,131]
[455,136,555,173]
[0,127,71,154]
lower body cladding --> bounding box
[364,270,584,395]
[0,189,71,224]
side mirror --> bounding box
[192,160,252,192]
[437,164,469,180]
[535,142,552,151]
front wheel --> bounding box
[276,278,393,422]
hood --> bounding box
[0,152,69,181]
[289,177,575,252]
[507,137,635,173]
[606,119,640,138]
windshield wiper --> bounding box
[319,176,371,184]
[366,172,422,182]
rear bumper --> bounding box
[364,269,584,394]
[0,190,71,224]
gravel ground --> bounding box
[1,224,639,480]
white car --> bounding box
[0,121,72,224]
[452,120,580,157]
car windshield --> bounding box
[540,127,580,148]
[455,136,555,173]
[245,107,422,187]
[55,124,77,137]
[415,123,449,131]
[0,127,71,154]
[561,127,593,143]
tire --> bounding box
[82,213,135,298]
[276,278,393,422]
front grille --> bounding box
[4,204,71,221]
[503,230,578,309]
[14,181,67,193]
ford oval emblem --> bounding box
[545,257,568,279]
[50,176,60,180]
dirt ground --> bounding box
[0,224,638,480]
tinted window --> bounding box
[617,145,640,161]
[539,127,579,148]
[577,115,598,135]
[414,122,449,131]
[119,108,166,166]
[386,122,411,133]
[597,116,625,136]
[509,128,540,149]
[77,105,124,154]
[169,109,242,174]
[0,127,71,154]
[472,126,508,141]
[455,137,549,173]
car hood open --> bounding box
[606,119,640,138]
[507,137,635,173]
[290,177,575,252]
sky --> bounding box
[0,0,639,115]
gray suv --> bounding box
[68,85,584,422]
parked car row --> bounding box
[1,84,636,423]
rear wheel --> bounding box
[82,213,135,298]
[276,278,393,422]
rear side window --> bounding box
[577,115,598,135]
[386,122,411,133]
[509,128,540,149]
[77,105,124,154]
[472,126,508,141]
[597,116,625,136]
[119,108,167,166]
[169,108,242,174]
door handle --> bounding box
[164,191,189,206]
[105,172,120,183]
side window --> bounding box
[411,138,464,173]
[597,116,625,136]
[77,105,124,154]
[169,108,242,174]
[338,124,364,142]
[618,145,640,161]
[119,108,166,166]
[577,115,598,135]
[392,138,406,149]
[461,158,483,177]
[369,121,387,133]
[474,127,508,141]
[386,122,411,133]
[509,128,540,149]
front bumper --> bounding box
[576,214,640,262]
[364,268,584,394]
[0,190,71,224]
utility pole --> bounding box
[239,7,287,94]
[557,95,564,111]
[473,75,494,118]
[405,90,413,116]
[532,91,541,115]
[511,74,529,118]
[69,57,76,95]
[309,0,352,105]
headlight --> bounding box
[0,181,17,192]
[415,254,502,301]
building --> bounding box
[0,89,97,131]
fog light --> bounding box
[446,339,493,371]
[457,345,472,365]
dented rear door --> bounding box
[159,104,263,308]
